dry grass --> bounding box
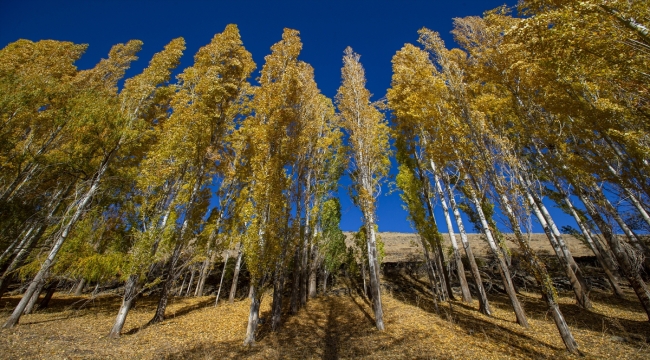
[1,277,649,359]
[359,232,594,263]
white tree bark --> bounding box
[430,161,471,302]
[444,177,491,315]
[3,156,109,328]
[215,252,230,305]
[466,177,528,328]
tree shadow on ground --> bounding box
[269,295,384,358]
[481,288,650,340]
[503,290,650,341]
[347,291,375,325]
[588,287,650,314]
[382,267,567,356]
[384,266,650,353]
[161,288,394,359]
[4,275,649,359]
[224,290,565,358]
[13,316,71,325]
[162,339,265,359]
[164,297,214,319]
[124,296,214,335]
[0,293,220,336]
[323,296,339,360]
[1,294,128,318]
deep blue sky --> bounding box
[1,0,580,234]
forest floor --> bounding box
[1,274,649,359]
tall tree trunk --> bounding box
[3,154,111,329]
[537,195,591,288]
[243,282,262,346]
[420,236,440,312]
[215,252,230,305]
[290,247,301,313]
[523,188,592,309]
[431,163,471,302]
[23,276,46,315]
[185,267,197,297]
[308,244,318,298]
[149,161,207,324]
[0,184,71,300]
[195,250,215,297]
[271,209,293,330]
[522,177,592,295]
[594,186,650,257]
[0,227,30,270]
[578,190,650,321]
[108,177,180,337]
[420,238,436,294]
[321,269,328,294]
[417,161,455,301]
[541,152,623,285]
[500,191,579,353]
[308,267,318,298]
[365,210,385,331]
[149,242,183,325]
[602,158,650,230]
[108,274,140,338]
[467,182,529,328]
[445,177,491,315]
[360,260,368,297]
[38,280,58,309]
[562,192,624,297]
[545,293,580,354]
[177,272,188,296]
[74,278,87,296]
[300,177,312,308]
[621,185,650,230]
[271,265,286,331]
[229,245,244,303]
[600,132,650,200]
[291,185,303,313]
[0,228,42,300]
[433,241,450,301]
[1,169,72,255]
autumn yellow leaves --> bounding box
[1,1,649,354]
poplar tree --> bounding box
[145,24,255,326]
[337,47,391,331]
[240,28,303,345]
[450,6,650,319]
[0,39,143,299]
[388,43,480,306]
[3,37,185,328]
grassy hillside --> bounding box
[348,232,594,263]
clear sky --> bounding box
[1,0,578,234]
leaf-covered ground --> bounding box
[1,275,649,359]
